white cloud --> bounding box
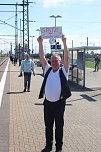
[42,0,65,7]
[0,33,15,53]
[41,0,94,8]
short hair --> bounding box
[25,54,29,58]
[51,53,61,61]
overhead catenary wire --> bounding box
[0,19,23,31]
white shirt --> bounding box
[44,64,69,102]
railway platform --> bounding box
[0,59,101,152]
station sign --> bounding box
[40,26,62,39]
[51,44,61,50]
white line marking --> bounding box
[0,59,9,107]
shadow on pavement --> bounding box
[92,93,101,97]
[80,94,97,102]
[68,81,94,92]
[34,103,72,106]
[36,73,44,77]
[7,91,24,94]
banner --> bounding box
[40,26,62,39]
[77,52,84,70]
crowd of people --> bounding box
[10,55,18,66]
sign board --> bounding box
[51,45,61,50]
[49,38,55,44]
[77,52,84,70]
[40,26,62,39]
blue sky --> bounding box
[0,0,101,53]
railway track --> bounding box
[0,57,8,67]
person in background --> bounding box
[14,56,17,66]
[19,54,35,92]
[47,59,51,65]
[10,55,13,63]
[37,34,70,152]
[94,54,100,72]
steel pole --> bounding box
[55,17,57,50]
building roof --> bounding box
[51,46,101,53]
[68,46,101,51]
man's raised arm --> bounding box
[37,36,47,70]
[62,35,69,72]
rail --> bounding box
[0,57,8,67]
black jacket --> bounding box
[39,67,71,100]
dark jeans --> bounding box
[95,63,99,71]
[43,98,66,150]
[24,72,31,91]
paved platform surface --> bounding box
[0,60,101,152]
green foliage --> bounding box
[85,60,101,69]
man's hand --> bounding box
[33,72,35,76]
[37,36,43,44]
[37,35,47,70]
[61,34,69,72]
[18,72,23,77]
[62,34,66,44]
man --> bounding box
[94,54,100,72]
[19,54,35,92]
[14,56,17,66]
[37,34,70,152]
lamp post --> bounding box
[49,15,62,50]
[50,15,62,27]
[30,36,35,53]
[36,29,40,35]
[28,20,36,54]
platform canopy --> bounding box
[69,46,101,51]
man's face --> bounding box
[51,55,61,72]
[25,55,29,60]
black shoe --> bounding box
[41,147,52,152]
[23,89,26,92]
[55,148,62,152]
[27,90,30,92]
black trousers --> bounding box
[43,98,65,150]
[24,72,31,91]
[95,63,99,71]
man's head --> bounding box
[51,53,61,72]
[25,54,30,60]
